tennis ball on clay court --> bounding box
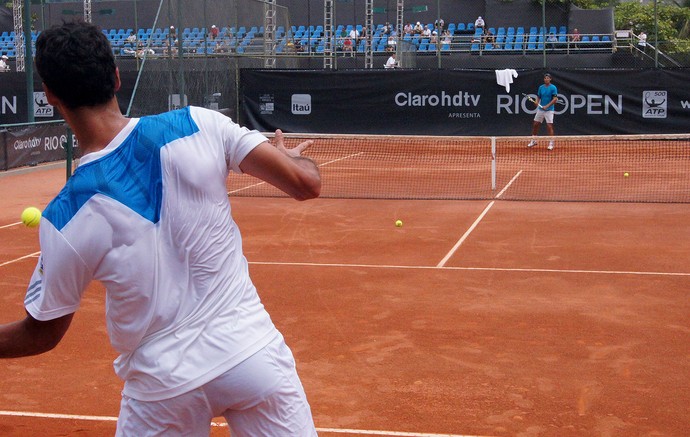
[624,172,630,177]
[21,207,42,228]
[395,220,403,227]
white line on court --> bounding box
[248,261,690,277]
[0,251,40,268]
[0,221,22,229]
[0,411,488,437]
[494,170,522,199]
[319,152,365,166]
[435,170,523,268]
[436,201,495,268]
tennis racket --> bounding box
[522,93,565,108]
[521,93,543,109]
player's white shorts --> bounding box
[116,334,316,437]
[534,109,554,124]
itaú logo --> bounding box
[395,91,480,107]
[291,94,311,114]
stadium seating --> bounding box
[0,21,617,60]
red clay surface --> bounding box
[1,164,689,436]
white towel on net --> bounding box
[495,69,518,92]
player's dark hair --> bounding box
[35,21,117,109]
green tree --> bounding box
[614,2,690,52]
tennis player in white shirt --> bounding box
[0,21,321,437]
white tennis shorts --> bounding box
[534,109,554,124]
[115,334,316,437]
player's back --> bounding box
[41,107,278,401]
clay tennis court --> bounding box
[1,151,689,436]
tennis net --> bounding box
[227,133,690,203]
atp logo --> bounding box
[642,90,667,118]
[291,94,311,115]
[34,92,54,117]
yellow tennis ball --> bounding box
[395,220,403,227]
[624,172,630,177]
[21,207,42,228]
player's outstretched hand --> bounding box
[273,129,314,158]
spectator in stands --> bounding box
[527,73,559,151]
[430,29,438,44]
[483,28,495,48]
[169,25,177,42]
[441,29,452,46]
[422,26,432,38]
[163,38,178,57]
[547,32,558,49]
[126,31,137,44]
[383,22,392,36]
[637,31,647,49]
[435,18,445,31]
[474,16,485,32]
[404,22,413,36]
[570,28,580,48]
[209,25,219,41]
[385,52,398,69]
[387,31,397,51]
[413,22,424,35]
[342,36,354,56]
[0,55,9,72]
[294,39,304,52]
[135,41,155,59]
[214,40,229,54]
[349,27,359,43]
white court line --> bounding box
[436,201,495,268]
[249,261,690,277]
[0,251,40,268]
[228,152,364,195]
[494,170,522,199]
[319,151,365,166]
[317,427,489,437]
[0,411,487,437]
[0,221,22,229]
[435,170,523,268]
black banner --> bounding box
[240,68,690,135]
[1,124,78,170]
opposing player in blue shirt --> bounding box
[0,21,321,436]
[527,73,559,150]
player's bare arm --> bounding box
[0,312,73,358]
[240,129,321,201]
[545,96,558,110]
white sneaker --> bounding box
[547,142,555,150]
[527,140,537,148]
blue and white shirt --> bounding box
[25,106,278,401]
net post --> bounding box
[491,136,496,191]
